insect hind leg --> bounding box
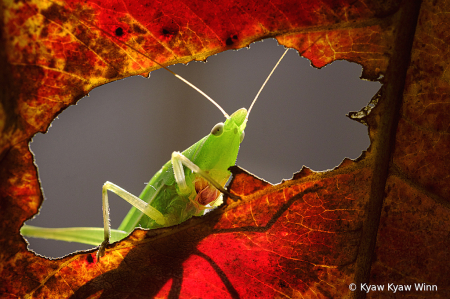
[97,181,172,260]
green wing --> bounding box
[117,136,208,233]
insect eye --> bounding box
[240,131,245,143]
[211,122,224,136]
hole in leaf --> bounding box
[24,39,380,257]
[226,34,238,46]
[115,27,124,36]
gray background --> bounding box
[24,39,380,257]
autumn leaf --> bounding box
[0,0,449,298]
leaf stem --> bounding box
[351,1,423,298]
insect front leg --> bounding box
[97,181,173,260]
[171,152,239,201]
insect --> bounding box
[21,48,289,260]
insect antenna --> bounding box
[73,17,231,119]
[247,48,289,119]
[160,65,230,119]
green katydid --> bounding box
[21,48,289,260]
